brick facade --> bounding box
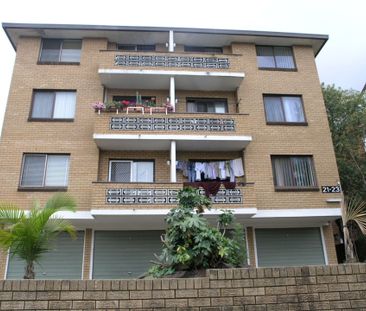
[0,24,342,278]
[0,265,365,310]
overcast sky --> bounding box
[0,0,365,131]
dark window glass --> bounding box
[20,154,70,188]
[40,39,81,62]
[117,44,156,51]
[31,91,76,120]
[264,96,305,123]
[256,46,295,69]
[40,39,62,62]
[186,98,228,113]
[109,161,154,182]
[184,46,223,53]
[272,156,317,188]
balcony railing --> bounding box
[94,112,250,136]
[98,51,243,72]
[91,182,256,210]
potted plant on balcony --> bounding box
[91,101,106,114]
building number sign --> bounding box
[321,185,341,193]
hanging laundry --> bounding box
[230,158,244,177]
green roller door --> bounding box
[255,228,325,267]
[6,231,84,279]
[93,230,163,279]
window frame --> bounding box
[38,39,82,65]
[184,46,223,54]
[263,94,307,125]
[186,97,229,114]
[256,45,297,71]
[108,159,155,183]
[29,89,76,122]
[271,155,319,191]
[18,153,70,191]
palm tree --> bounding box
[0,194,76,279]
[341,196,366,262]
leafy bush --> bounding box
[149,187,247,277]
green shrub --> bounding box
[149,187,247,277]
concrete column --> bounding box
[170,140,177,182]
[169,30,174,52]
[170,77,175,111]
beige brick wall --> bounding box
[82,229,93,280]
[0,264,365,310]
[0,35,342,270]
[323,224,338,265]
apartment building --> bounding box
[0,23,342,279]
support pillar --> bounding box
[170,77,175,111]
[170,140,177,182]
[169,30,174,52]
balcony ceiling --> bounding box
[93,134,252,151]
[98,69,245,91]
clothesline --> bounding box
[176,158,244,182]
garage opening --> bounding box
[92,230,163,279]
[255,227,326,267]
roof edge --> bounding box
[2,22,329,54]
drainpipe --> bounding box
[170,77,175,111]
[169,30,174,52]
[170,140,177,182]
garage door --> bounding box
[255,228,326,267]
[6,231,84,279]
[93,230,163,279]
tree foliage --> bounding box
[322,84,366,198]
[0,194,76,279]
[148,187,247,277]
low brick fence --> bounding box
[0,264,366,310]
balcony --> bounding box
[98,51,245,91]
[90,182,256,229]
[93,112,252,151]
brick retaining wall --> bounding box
[0,264,365,310]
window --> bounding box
[117,44,156,52]
[271,156,317,189]
[256,46,295,69]
[184,46,223,53]
[186,98,228,113]
[39,39,82,63]
[109,160,154,182]
[264,95,305,124]
[20,154,70,188]
[31,91,76,120]
[112,95,155,105]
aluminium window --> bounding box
[31,91,76,120]
[256,46,295,69]
[109,160,154,182]
[184,46,223,53]
[39,39,82,63]
[271,156,317,189]
[186,98,228,113]
[264,95,305,124]
[117,44,156,52]
[20,154,70,188]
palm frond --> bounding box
[44,194,76,212]
[0,204,25,224]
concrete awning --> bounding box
[93,133,252,151]
[98,69,245,91]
